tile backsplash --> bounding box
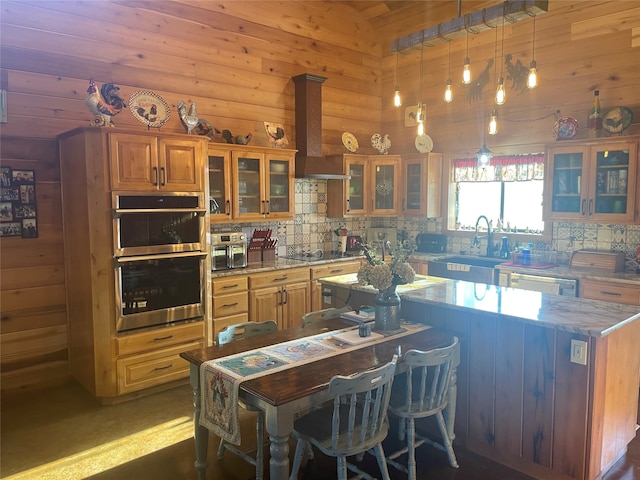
[212,179,640,272]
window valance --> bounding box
[453,154,544,182]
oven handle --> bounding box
[114,251,207,265]
[113,208,207,218]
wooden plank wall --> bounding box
[0,138,68,391]
[0,1,638,392]
[0,0,384,392]
[381,1,640,157]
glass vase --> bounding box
[374,284,401,331]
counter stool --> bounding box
[301,306,353,327]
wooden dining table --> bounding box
[180,318,458,480]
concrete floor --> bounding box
[1,380,638,480]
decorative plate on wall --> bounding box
[415,134,433,153]
[129,90,171,129]
[553,117,579,140]
[602,106,633,135]
[342,132,359,152]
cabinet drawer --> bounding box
[212,275,248,295]
[213,291,248,317]
[249,268,310,289]
[580,280,640,305]
[116,322,204,356]
[116,340,202,394]
[311,261,361,280]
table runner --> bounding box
[200,321,429,445]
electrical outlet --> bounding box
[570,339,587,365]
[322,287,332,305]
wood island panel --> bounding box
[323,275,640,480]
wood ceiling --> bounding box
[338,1,498,51]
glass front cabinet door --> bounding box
[370,156,400,215]
[545,140,637,223]
[265,152,294,220]
[208,147,232,222]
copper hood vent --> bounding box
[293,73,350,180]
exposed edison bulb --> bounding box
[444,80,453,103]
[417,121,425,136]
[527,61,538,89]
[495,78,506,105]
[462,58,471,85]
[488,110,498,135]
[393,86,402,107]
[416,102,423,124]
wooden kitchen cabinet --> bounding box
[209,144,295,223]
[249,268,310,329]
[115,322,204,395]
[401,153,442,218]
[211,275,249,344]
[580,279,640,306]
[545,137,638,223]
[109,133,205,191]
[58,127,207,401]
[326,154,401,217]
[310,260,362,311]
[408,258,429,275]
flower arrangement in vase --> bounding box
[357,241,415,331]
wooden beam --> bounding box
[391,0,548,52]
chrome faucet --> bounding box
[473,215,494,257]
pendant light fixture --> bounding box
[462,19,472,85]
[417,41,425,136]
[393,40,402,106]
[527,16,538,89]
[488,109,498,135]
[444,42,453,102]
[477,140,493,167]
[495,14,506,105]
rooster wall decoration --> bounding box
[177,101,222,139]
[504,54,529,94]
[465,59,493,104]
[85,79,126,127]
[371,133,391,154]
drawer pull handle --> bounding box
[274,276,288,281]
[330,269,343,274]
[154,335,174,341]
[600,290,622,296]
[155,363,174,371]
[223,302,239,307]
[222,284,239,289]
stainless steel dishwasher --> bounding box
[507,272,578,296]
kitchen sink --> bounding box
[428,256,506,285]
[435,256,506,268]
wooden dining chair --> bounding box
[216,320,277,480]
[385,337,460,480]
[289,355,398,480]
[300,306,353,327]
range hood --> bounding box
[293,73,350,180]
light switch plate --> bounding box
[570,339,588,365]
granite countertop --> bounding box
[410,253,640,285]
[320,273,640,337]
[212,255,363,277]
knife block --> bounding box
[262,248,276,262]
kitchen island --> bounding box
[320,274,640,480]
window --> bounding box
[452,154,545,234]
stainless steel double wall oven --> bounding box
[112,192,207,333]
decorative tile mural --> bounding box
[212,178,640,272]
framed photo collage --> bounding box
[0,166,38,238]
